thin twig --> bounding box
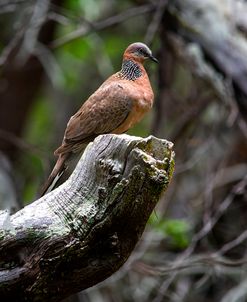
[216,228,247,256]
[0,0,28,7]
[50,3,155,48]
[0,27,25,66]
[134,254,247,277]
[47,11,70,25]
[144,0,168,45]
[151,178,245,302]
[17,0,50,63]
[0,129,47,158]
[34,42,65,87]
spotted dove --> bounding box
[40,42,158,196]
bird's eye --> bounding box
[138,48,147,56]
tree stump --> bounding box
[0,134,174,302]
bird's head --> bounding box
[123,42,158,64]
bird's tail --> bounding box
[40,154,68,197]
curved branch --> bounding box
[0,134,174,302]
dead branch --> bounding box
[0,134,174,302]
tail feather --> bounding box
[40,155,68,197]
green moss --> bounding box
[149,216,191,249]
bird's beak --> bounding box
[149,55,159,63]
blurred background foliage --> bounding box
[1,0,247,301]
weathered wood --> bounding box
[165,0,247,119]
[0,134,174,302]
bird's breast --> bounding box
[113,90,153,134]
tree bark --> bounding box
[152,0,247,140]
[0,134,174,302]
[166,0,247,120]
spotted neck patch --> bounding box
[118,60,142,81]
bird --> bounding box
[40,42,158,196]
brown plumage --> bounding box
[40,42,158,196]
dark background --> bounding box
[1,0,247,301]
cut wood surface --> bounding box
[0,134,174,302]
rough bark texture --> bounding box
[166,0,247,119]
[152,0,247,140]
[0,134,174,302]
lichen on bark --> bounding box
[0,134,174,302]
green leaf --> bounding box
[149,214,191,249]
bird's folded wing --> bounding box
[64,82,133,143]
